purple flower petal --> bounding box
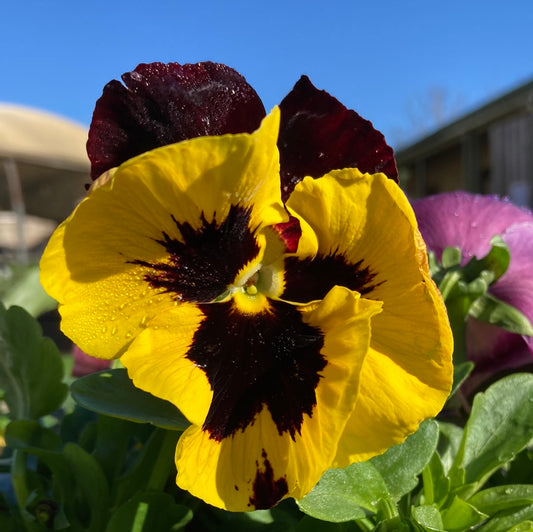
[278,76,398,201]
[87,62,266,179]
[414,192,533,393]
[464,318,531,394]
[413,192,533,264]
[492,222,533,351]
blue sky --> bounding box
[1,1,532,148]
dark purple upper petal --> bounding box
[277,76,398,201]
[87,62,266,179]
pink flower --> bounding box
[72,344,111,377]
[413,192,533,390]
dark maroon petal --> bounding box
[188,300,325,442]
[87,62,266,179]
[278,76,398,201]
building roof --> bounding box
[395,78,533,162]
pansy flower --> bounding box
[40,63,453,511]
[413,191,533,392]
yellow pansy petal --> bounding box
[121,303,211,426]
[174,287,382,511]
[285,170,453,464]
[40,109,287,358]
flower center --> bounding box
[244,273,260,295]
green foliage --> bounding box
[430,240,533,364]
[453,374,533,490]
[297,375,533,530]
[0,303,67,420]
[70,369,190,431]
[105,491,192,531]
[0,263,57,318]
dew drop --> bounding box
[125,332,132,339]
[111,327,117,336]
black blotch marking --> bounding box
[132,205,259,302]
[248,449,288,509]
[188,299,325,441]
[283,253,382,302]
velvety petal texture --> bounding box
[413,192,533,387]
[87,62,266,179]
[87,62,398,198]
[278,76,398,201]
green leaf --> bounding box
[295,516,363,531]
[469,485,533,516]
[449,362,474,398]
[452,374,533,490]
[0,303,67,420]
[92,415,140,485]
[5,419,61,451]
[370,419,440,501]
[441,247,462,269]
[463,235,510,284]
[0,264,57,317]
[478,505,533,532]
[412,504,444,531]
[421,452,450,507]
[468,293,533,335]
[297,460,389,522]
[106,491,192,532]
[505,521,533,532]
[70,369,190,430]
[441,496,488,531]
[26,443,110,532]
[436,422,464,475]
[62,442,110,532]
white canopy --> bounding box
[0,103,89,171]
[0,104,90,261]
